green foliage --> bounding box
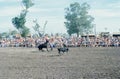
[10,30,18,35]
[0,30,18,39]
[65,2,94,37]
[21,26,30,37]
[12,11,26,31]
[1,32,9,38]
[12,0,34,37]
[0,33,2,39]
[12,11,29,37]
[22,0,34,9]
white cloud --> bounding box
[89,9,120,18]
[25,16,66,34]
[0,6,22,17]
[0,0,17,2]
[8,0,16,1]
[0,0,4,2]
[29,7,63,13]
[1,0,120,34]
[107,1,120,8]
[0,20,16,33]
[88,8,120,33]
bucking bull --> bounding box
[38,40,53,52]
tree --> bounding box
[33,19,47,37]
[22,0,34,10]
[10,30,18,36]
[0,33,2,39]
[12,0,34,37]
[1,32,9,38]
[64,2,94,37]
[32,19,42,37]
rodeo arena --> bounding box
[0,32,120,79]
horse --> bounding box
[38,40,52,52]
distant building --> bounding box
[112,32,120,37]
[100,32,110,37]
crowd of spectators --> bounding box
[0,34,120,48]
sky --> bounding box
[0,0,120,34]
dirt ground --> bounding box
[0,47,120,79]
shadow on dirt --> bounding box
[47,54,61,57]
